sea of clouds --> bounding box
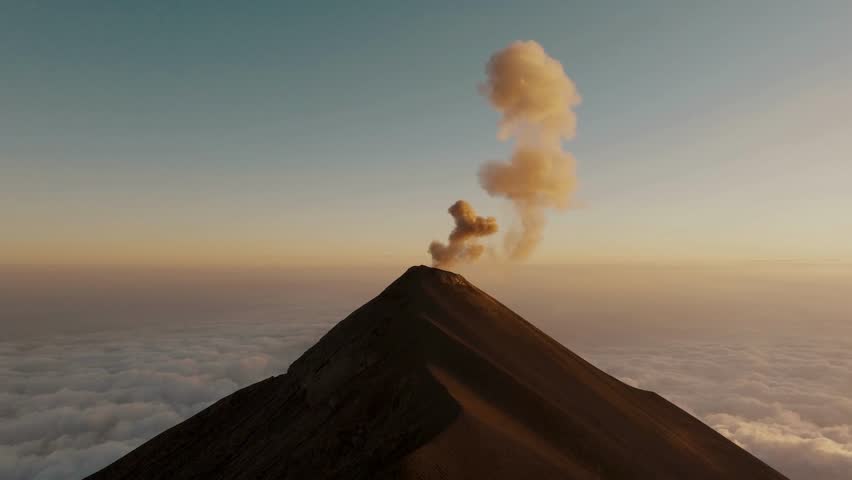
[0,318,335,480]
[1,265,850,479]
[576,339,852,480]
[4,317,850,480]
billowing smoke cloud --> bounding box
[429,200,498,267]
[479,40,581,260]
[429,41,580,266]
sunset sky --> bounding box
[3,1,850,266]
[3,4,852,479]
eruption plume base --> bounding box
[428,200,497,267]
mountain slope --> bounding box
[86,265,788,479]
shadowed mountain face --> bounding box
[86,266,788,480]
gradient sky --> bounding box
[3,1,851,266]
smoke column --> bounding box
[429,41,580,266]
[429,200,498,267]
[479,40,581,260]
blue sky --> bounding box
[2,1,850,265]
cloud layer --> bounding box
[4,322,849,479]
[577,339,852,480]
[0,319,333,480]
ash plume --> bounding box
[429,40,580,266]
[429,200,498,267]
[479,40,581,260]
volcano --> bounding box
[86,265,787,479]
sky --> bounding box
[2,1,850,266]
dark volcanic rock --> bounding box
[86,265,789,480]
